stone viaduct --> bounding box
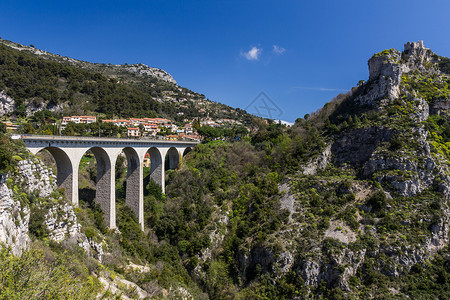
[21,135,197,229]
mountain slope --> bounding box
[155,41,450,298]
[0,38,253,124]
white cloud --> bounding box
[241,46,262,61]
[272,45,286,55]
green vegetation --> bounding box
[0,246,99,299]
[371,48,398,59]
[436,55,450,74]
[401,72,450,102]
[0,43,176,118]
[424,114,450,160]
[62,121,126,137]
[197,125,248,141]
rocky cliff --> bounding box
[0,146,102,259]
[220,41,450,297]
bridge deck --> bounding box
[18,134,199,145]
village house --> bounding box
[165,135,179,141]
[127,127,140,137]
[62,116,96,125]
[95,116,200,139]
[184,123,194,134]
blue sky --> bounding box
[1,0,450,122]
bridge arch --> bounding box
[146,147,164,188]
[85,147,116,229]
[37,147,74,203]
[182,147,192,157]
[166,147,180,170]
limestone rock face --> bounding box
[403,41,435,72]
[76,234,104,262]
[301,144,332,175]
[0,91,15,116]
[123,63,177,85]
[377,213,449,277]
[44,203,81,242]
[356,41,435,107]
[24,100,67,117]
[0,174,30,256]
[364,49,405,103]
[301,260,321,286]
[16,159,56,198]
[274,251,294,276]
[430,97,450,116]
[297,248,366,291]
[45,202,104,261]
[0,156,103,261]
[368,49,403,80]
[331,127,393,167]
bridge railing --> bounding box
[17,134,200,144]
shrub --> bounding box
[367,191,387,212]
[0,247,97,299]
[0,144,12,173]
[28,206,49,239]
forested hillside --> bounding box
[1,41,450,299]
[0,38,252,124]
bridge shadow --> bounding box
[78,187,96,206]
[78,187,107,233]
[143,166,150,196]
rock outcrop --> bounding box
[0,91,15,116]
[0,154,103,261]
[0,39,177,84]
[16,158,56,198]
[0,157,55,255]
[123,63,177,84]
[0,174,30,255]
[356,41,435,107]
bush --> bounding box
[367,191,387,212]
[0,144,12,173]
[0,247,97,299]
[0,122,6,133]
[28,206,49,239]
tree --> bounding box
[198,126,220,140]
[14,104,27,118]
[22,123,35,134]
[192,118,200,131]
[138,123,145,136]
[0,122,6,134]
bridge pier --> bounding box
[92,147,118,229]
[148,147,164,193]
[124,147,144,229]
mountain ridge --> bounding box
[0,38,177,84]
[0,38,255,127]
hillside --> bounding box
[153,43,450,298]
[1,40,450,299]
[0,38,253,125]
